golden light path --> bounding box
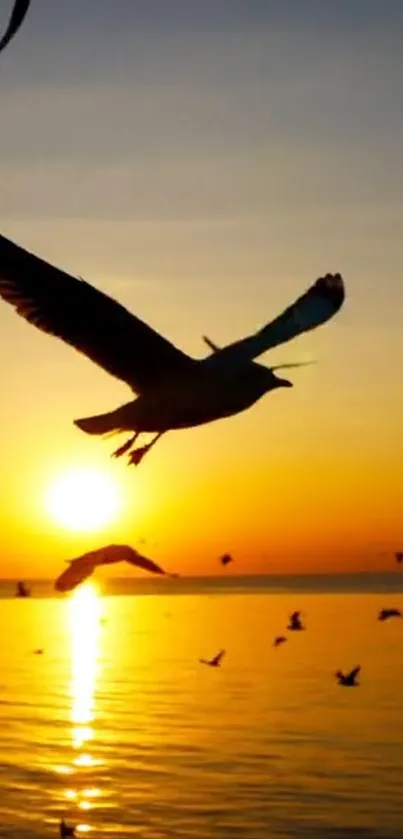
[66,583,102,833]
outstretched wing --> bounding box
[216,274,345,364]
[0,233,194,393]
[124,547,167,576]
[348,666,361,681]
[0,0,30,54]
[211,650,225,666]
[55,556,97,593]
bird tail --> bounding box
[74,411,119,436]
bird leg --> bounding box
[111,432,139,459]
[127,432,164,466]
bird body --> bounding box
[335,666,361,687]
[220,553,233,567]
[287,611,305,631]
[199,650,225,667]
[0,233,345,465]
[55,544,170,592]
[378,608,402,621]
[273,635,287,647]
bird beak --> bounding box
[278,378,293,388]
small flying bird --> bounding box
[287,611,305,631]
[0,233,345,467]
[220,553,233,567]
[54,544,171,593]
[335,666,361,687]
[33,648,44,655]
[199,650,225,668]
[273,635,287,647]
[0,0,31,55]
[395,552,403,564]
[378,608,402,622]
[60,820,76,839]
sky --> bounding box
[0,0,402,578]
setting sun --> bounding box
[45,467,121,533]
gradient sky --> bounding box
[0,0,402,578]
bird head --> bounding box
[259,360,315,392]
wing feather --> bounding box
[0,234,194,393]
[0,0,30,54]
[216,273,345,364]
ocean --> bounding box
[0,573,402,838]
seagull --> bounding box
[395,552,403,564]
[60,820,76,839]
[199,650,225,667]
[0,0,31,55]
[335,666,361,687]
[0,234,345,466]
[378,608,402,621]
[287,611,305,631]
[273,635,287,647]
[220,553,233,567]
[54,544,172,593]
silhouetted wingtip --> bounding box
[315,273,345,308]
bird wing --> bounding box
[0,0,30,54]
[215,274,345,364]
[211,650,225,666]
[0,234,194,393]
[124,547,167,576]
[348,666,361,680]
[54,555,97,592]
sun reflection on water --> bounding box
[66,583,102,831]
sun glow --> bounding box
[45,467,121,532]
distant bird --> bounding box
[60,820,76,839]
[335,666,361,687]
[33,648,44,655]
[54,544,172,593]
[287,611,305,631]
[16,580,30,598]
[273,635,287,647]
[0,234,345,466]
[220,553,233,567]
[0,0,31,55]
[199,650,225,668]
[395,552,403,564]
[378,608,402,622]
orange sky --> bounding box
[0,2,402,578]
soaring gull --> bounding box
[0,233,345,466]
[0,0,31,55]
[378,608,402,622]
[335,666,361,687]
[54,544,171,593]
[199,650,225,668]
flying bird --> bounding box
[0,0,31,55]
[378,608,402,622]
[287,611,305,631]
[54,544,171,593]
[33,648,44,655]
[60,820,76,839]
[395,552,403,564]
[0,233,345,466]
[199,650,225,668]
[335,666,361,687]
[273,635,287,647]
[220,553,233,567]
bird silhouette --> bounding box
[378,608,402,621]
[220,553,233,567]
[287,611,305,631]
[335,666,361,687]
[199,650,225,667]
[273,635,287,647]
[33,648,44,655]
[0,0,31,54]
[54,544,171,593]
[0,234,345,466]
[395,552,403,564]
[60,820,76,838]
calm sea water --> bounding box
[0,574,402,838]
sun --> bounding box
[45,467,121,533]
